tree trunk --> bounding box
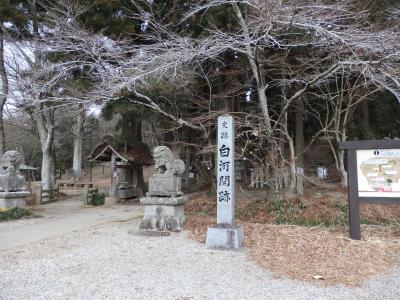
[339,149,348,187]
[136,167,145,195]
[232,4,273,136]
[281,110,296,194]
[72,132,83,177]
[41,150,52,190]
[184,146,190,189]
[51,144,56,186]
[361,100,370,133]
[31,0,56,189]
[0,30,9,155]
[36,103,56,189]
[287,135,296,195]
[295,101,304,196]
[72,108,85,178]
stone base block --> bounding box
[148,175,182,195]
[0,191,30,209]
[205,224,244,250]
[116,187,141,200]
[139,202,187,232]
[104,196,117,206]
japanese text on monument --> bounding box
[217,115,235,225]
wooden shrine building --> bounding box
[88,135,153,200]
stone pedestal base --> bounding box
[148,175,182,195]
[206,224,244,250]
[140,195,188,232]
[104,196,117,206]
[0,191,30,209]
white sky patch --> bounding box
[88,104,102,116]
[3,22,13,29]
[245,90,252,102]
[141,20,149,32]
[1,41,34,114]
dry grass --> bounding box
[185,189,400,287]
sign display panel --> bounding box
[357,149,400,197]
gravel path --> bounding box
[1,218,399,300]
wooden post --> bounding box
[36,185,42,206]
[56,184,60,202]
[89,166,93,182]
[347,149,361,240]
[83,185,89,205]
[110,152,116,197]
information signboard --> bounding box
[339,140,400,240]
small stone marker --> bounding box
[206,114,243,250]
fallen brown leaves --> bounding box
[185,215,400,286]
[184,189,400,287]
[244,223,400,286]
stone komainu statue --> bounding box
[153,146,185,176]
[140,146,188,232]
[0,150,25,192]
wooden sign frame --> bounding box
[339,140,400,240]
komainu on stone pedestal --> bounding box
[140,146,189,231]
[0,150,30,209]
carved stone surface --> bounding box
[140,146,189,232]
[0,150,25,192]
[148,175,182,195]
[0,191,30,209]
[153,146,185,176]
[139,203,186,232]
[0,151,29,209]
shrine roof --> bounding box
[88,135,153,166]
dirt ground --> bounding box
[0,196,143,251]
[185,187,400,286]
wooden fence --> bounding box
[36,185,59,205]
[249,168,267,188]
[58,180,95,196]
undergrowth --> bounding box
[91,193,106,206]
[0,207,41,222]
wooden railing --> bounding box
[58,180,95,188]
[57,180,96,196]
[36,185,59,205]
[250,168,267,188]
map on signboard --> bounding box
[357,149,400,197]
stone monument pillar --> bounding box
[206,114,243,249]
[140,146,189,231]
[0,150,30,209]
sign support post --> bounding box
[346,149,361,240]
[206,114,243,249]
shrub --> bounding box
[91,193,105,206]
[0,207,39,222]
